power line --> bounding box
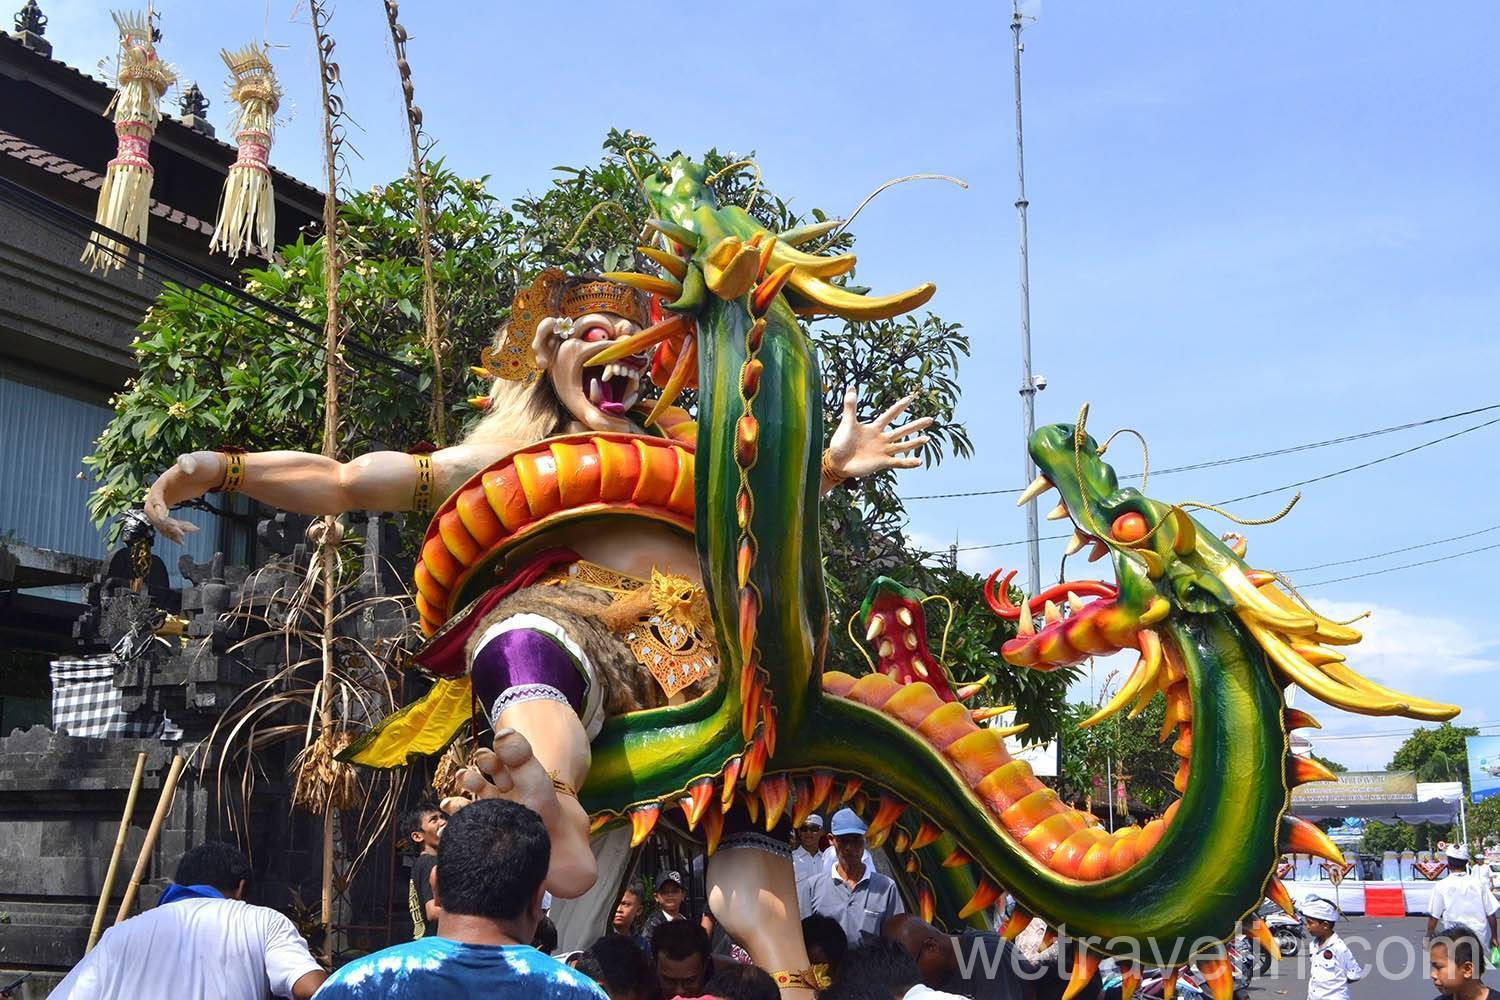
[944,417,1500,554]
[1284,524,1500,574]
[1298,540,1500,589]
[1311,722,1500,743]
[902,403,1500,501]
[1214,417,1500,505]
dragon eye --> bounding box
[1110,512,1149,543]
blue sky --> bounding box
[41,1,1498,768]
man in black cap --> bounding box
[642,870,688,939]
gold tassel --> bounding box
[210,43,280,259]
[82,10,175,273]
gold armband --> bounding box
[820,448,850,487]
[412,452,435,515]
[218,449,246,493]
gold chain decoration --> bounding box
[411,452,435,515]
[542,562,719,700]
[770,965,831,991]
[218,449,246,493]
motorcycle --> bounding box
[1257,900,1306,962]
[1100,961,1208,1000]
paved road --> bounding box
[1247,916,1443,1000]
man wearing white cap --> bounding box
[1301,896,1363,1000]
[793,814,825,916]
[808,808,904,946]
[1428,845,1500,950]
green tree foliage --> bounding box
[1059,692,1179,813]
[84,131,1076,741]
[1389,723,1481,793]
[1310,752,1348,774]
[1360,821,1415,854]
[1470,796,1500,846]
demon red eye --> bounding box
[1111,512,1149,543]
[582,326,611,343]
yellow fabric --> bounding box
[340,677,473,769]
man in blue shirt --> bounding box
[315,799,605,999]
[808,808,905,946]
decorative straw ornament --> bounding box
[210,43,281,259]
[82,10,176,272]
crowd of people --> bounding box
[47,795,1500,1000]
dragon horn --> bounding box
[1000,906,1032,941]
[786,269,935,322]
[775,218,843,246]
[1281,815,1343,863]
[702,800,725,855]
[644,217,699,248]
[602,270,682,300]
[1081,630,1162,728]
[1198,958,1234,1000]
[911,818,942,851]
[751,263,797,317]
[759,773,789,830]
[684,777,715,830]
[1249,918,1281,961]
[1288,754,1339,787]
[585,313,693,368]
[628,802,661,848]
[957,878,1003,920]
[1062,952,1102,1000]
[646,336,697,428]
[638,245,688,280]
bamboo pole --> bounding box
[310,0,346,961]
[86,750,147,951]
[114,753,186,924]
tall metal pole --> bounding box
[1011,2,1041,598]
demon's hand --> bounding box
[826,388,933,481]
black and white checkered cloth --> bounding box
[49,655,181,740]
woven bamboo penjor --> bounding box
[210,43,281,259]
[82,10,176,272]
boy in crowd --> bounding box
[612,882,649,949]
[574,935,658,1000]
[316,798,604,998]
[641,870,687,939]
[1430,923,1492,1000]
[1301,896,1363,1000]
[404,800,446,939]
[52,842,325,999]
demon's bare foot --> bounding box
[441,728,560,825]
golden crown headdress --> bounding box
[479,269,649,385]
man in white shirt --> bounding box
[1429,845,1500,950]
[52,841,325,1000]
[1302,896,1364,1000]
[792,813,824,916]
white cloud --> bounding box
[1313,599,1497,679]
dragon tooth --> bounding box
[1266,876,1295,916]
[1046,502,1070,521]
[1119,965,1143,1000]
[1289,754,1338,787]
[866,616,886,641]
[1064,531,1088,557]
[1198,957,1234,1000]
[903,631,919,650]
[918,883,937,923]
[1000,907,1032,941]
[941,845,972,868]
[1044,600,1061,623]
[1087,540,1110,562]
[759,774,789,830]
[911,818,942,850]
[878,639,895,658]
[1066,590,1087,612]
[809,771,834,810]
[897,607,914,626]
[1249,918,1281,961]
[1016,474,1053,507]
[1016,604,1035,636]
[684,778,714,830]
[702,801,725,855]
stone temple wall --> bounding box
[0,513,419,995]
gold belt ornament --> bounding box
[542,560,719,700]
